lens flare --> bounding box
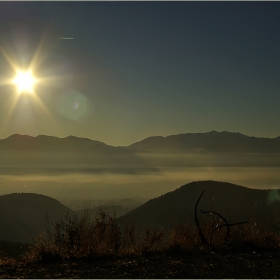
[267,189,280,205]
[56,89,91,121]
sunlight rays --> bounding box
[28,21,52,74]
[0,24,62,134]
[0,45,19,74]
[1,93,22,133]
[1,88,60,134]
[30,89,60,129]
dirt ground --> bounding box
[0,249,280,279]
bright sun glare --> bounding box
[13,71,36,93]
[0,30,61,133]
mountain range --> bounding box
[0,133,156,175]
[2,131,280,153]
[1,131,280,176]
[128,131,280,153]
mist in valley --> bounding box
[1,155,280,208]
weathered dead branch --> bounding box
[201,210,231,241]
[209,221,249,245]
[194,191,249,247]
[194,191,210,246]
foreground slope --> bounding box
[0,193,73,243]
[2,250,280,278]
[117,181,280,231]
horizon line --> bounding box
[1,130,280,147]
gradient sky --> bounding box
[0,1,280,146]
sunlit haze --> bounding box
[0,1,280,203]
[0,2,279,146]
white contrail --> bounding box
[59,37,74,40]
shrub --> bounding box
[24,209,122,261]
[21,206,280,263]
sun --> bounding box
[13,71,37,94]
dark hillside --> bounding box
[117,181,280,232]
[0,193,73,243]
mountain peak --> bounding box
[5,134,33,140]
[128,131,280,152]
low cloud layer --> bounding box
[1,167,279,203]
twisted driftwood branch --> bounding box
[209,221,249,245]
[194,191,210,246]
[201,210,231,241]
[194,191,249,247]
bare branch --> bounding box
[209,221,249,245]
[201,210,230,240]
[194,191,210,247]
[194,191,250,247]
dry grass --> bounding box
[168,216,280,253]
[2,209,278,263]
[23,209,166,262]
[225,221,280,251]
[23,209,121,261]
[0,241,30,265]
[123,223,165,254]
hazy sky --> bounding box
[0,2,280,146]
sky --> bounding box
[0,2,280,146]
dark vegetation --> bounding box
[0,240,30,259]
[1,181,280,278]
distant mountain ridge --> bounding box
[0,134,113,153]
[1,131,280,176]
[1,131,280,153]
[0,134,157,175]
[128,131,280,153]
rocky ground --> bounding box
[0,249,280,278]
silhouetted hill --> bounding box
[0,193,73,243]
[117,181,280,232]
[128,131,280,153]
